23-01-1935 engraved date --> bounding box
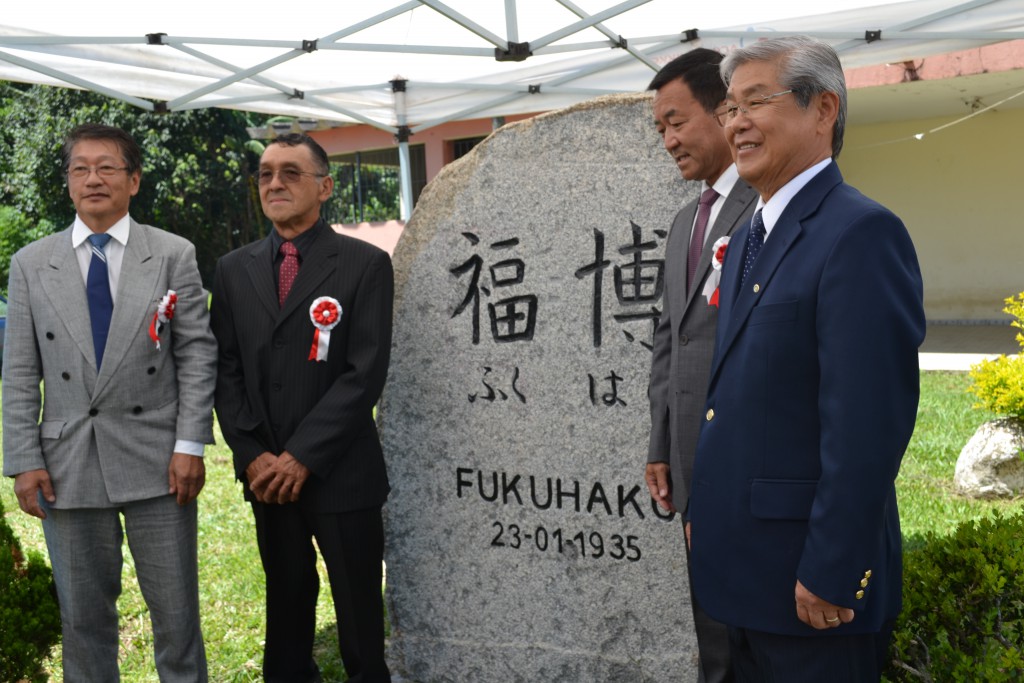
[491,521,641,562]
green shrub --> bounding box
[0,498,61,682]
[969,292,1024,418]
[887,513,1024,681]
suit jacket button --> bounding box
[705,409,714,421]
[753,284,761,293]
[272,383,282,392]
[147,367,157,375]
[46,332,55,340]
[864,570,872,578]
[89,408,99,417]
[680,335,689,345]
[860,578,869,587]
[132,406,143,415]
[273,338,284,349]
[855,590,865,600]
[61,372,70,381]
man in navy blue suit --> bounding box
[688,36,925,681]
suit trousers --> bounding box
[41,495,207,683]
[727,621,895,683]
[250,500,390,683]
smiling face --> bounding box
[66,139,141,232]
[724,58,837,201]
[259,142,334,239]
[653,78,732,185]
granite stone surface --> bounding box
[381,93,701,682]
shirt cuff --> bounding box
[174,440,205,457]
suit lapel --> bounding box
[710,163,844,381]
[38,229,96,371]
[682,181,758,312]
[94,221,161,397]
[670,202,699,318]
[245,236,280,319]
[716,217,803,362]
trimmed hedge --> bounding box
[887,513,1024,681]
[0,498,61,682]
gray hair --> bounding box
[721,36,847,159]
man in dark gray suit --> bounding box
[2,123,215,681]
[645,49,758,683]
[211,134,393,683]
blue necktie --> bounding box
[87,233,114,368]
[741,209,766,287]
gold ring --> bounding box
[826,616,840,623]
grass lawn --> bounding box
[0,420,350,682]
[898,371,1024,546]
[1,370,1020,679]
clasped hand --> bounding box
[246,451,310,504]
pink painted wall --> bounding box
[310,113,536,183]
[845,39,1024,88]
[332,220,404,256]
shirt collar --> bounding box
[707,163,740,199]
[756,158,832,236]
[270,218,325,259]
[72,213,131,248]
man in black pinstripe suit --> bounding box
[211,134,394,683]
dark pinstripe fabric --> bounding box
[210,220,394,681]
[211,220,394,512]
[727,624,893,682]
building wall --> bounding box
[840,107,1022,321]
[311,114,536,182]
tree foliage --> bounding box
[0,82,270,287]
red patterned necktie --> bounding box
[279,241,299,307]
[688,188,719,294]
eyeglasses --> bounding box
[714,89,795,127]
[67,165,131,179]
[257,168,325,185]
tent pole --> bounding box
[392,77,414,221]
[397,140,413,221]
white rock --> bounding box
[954,418,1024,499]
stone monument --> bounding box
[382,93,700,682]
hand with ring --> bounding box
[795,580,855,629]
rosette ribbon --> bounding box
[148,290,177,350]
[701,237,730,308]
[308,296,342,362]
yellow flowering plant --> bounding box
[968,292,1024,418]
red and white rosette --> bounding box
[702,237,730,307]
[308,296,342,362]
[148,290,177,350]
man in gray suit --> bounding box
[2,123,216,682]
[645,49,758,683]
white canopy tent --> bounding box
[1,0,1022,217]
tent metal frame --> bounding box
[0,0,1020,218]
